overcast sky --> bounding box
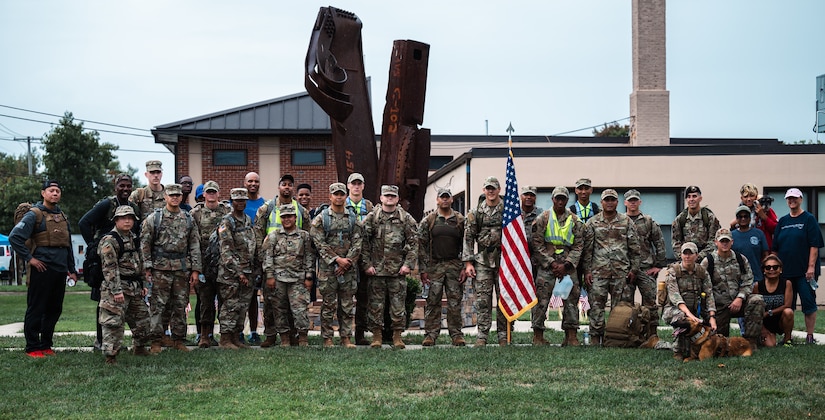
[1,1,823,183]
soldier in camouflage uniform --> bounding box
[419,188,466,347]
[310,182,362,348]
[462,176,513,347]
[582,189,641,345]
[530,186,585,346]
[129,160,166,220]
[346,172,375,345]
[671,185,722,262]
[662,242,718,360]
[520,186,542,245]
[621,189,667,338]
[361,185,418,349]
[190,180,231,348]
[140,183,202,353]
[701,228,764,348]
[98,206,150,365]
[216,188,257,349]
[263,204,315,346]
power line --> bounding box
[0,113,152,138]
[0,104,148,132]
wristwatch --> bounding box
[768,309,773,317]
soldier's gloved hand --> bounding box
[420,273,431,286]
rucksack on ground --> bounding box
[604,301,653,348]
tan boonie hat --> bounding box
[347,173,365,184]
[165,184,182,195]
[575,178,591,188]
[520,186,537,195]
[437,188,452,197]
[483,176,500,189]
[230,188,249,200]
[381,185,399,196]
[624,189,641,200]
[552,186,569,198]
[715,228,733,241]
[601,189,618,200]
[279,204,297,216]
[146,160,162,172]
[681,242,698,254]
[329,182,347,194]
[111,205,137,221]
[204,180,219,193]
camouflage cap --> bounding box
[715,228,733,241]
[146,160,162,172]
[230,188,249,200]
[684,185,702,197]
[483,176,500,189]
[601,189,619,200]
[381,185,399,196]
[279,204,297,216]
[437,188,452,197]
[552,186,569,198]
[574,178,591,188]
[520,186,537,195]
[111,205,137,221]
[624,189,641,200]
[680,242,698,254]
[165,184,182,195]
[347,172,365,184]
[204,180,219,193]
[735,205,751,216]
[329,182,347,194]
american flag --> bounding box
[497,150,537,321]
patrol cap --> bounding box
[575,178,592,188]
[145,160,162,172]
[194,184,204,200]
[483,176,500,189]
[437,188,452,198]
[624,189,641,200]
[381,185,399,196]
[735,205,751,216]
[230,188,249,200]
[784,188,803,198]
[552,186,569,198]
[279,174,295,184]
[520,186,537,196]
[329,182,347,194]
[684,185,702,197]
[279,204,297,216]
[715,228,733,241]
[41,179,60,190]
[680,242,698,254]
[204,180,219,193]
[347,172,365,184]
[165,184,183,195]
[600,189,619,200]
[111,205,137,221]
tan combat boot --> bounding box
[452,336,466,347]
[532,329,549,346]
[289,329,299,346]
[392,331,405,349]
[150,340,163,355]
[298,332,309,347]
[370,329,383,348]
[565,329,580,347]
[323,337,334,348]
[341,337,356,348]
[219,334,239,349]
[260,335,279,348]
[498,338,509,346]
[280,333,292,348]
[233,333,250,349]
[198,327,211,349]
[422,336,435,347]
[474,338,487,347]
[173,340,190,352]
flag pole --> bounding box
[505,122,514,345]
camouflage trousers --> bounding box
[196,272,220,329]
[473,265,513,341]
[621,269,658,312]
[716,294,765,339]
[148,270,190,341]
[588,276,628,336]
[263,286,296,337]
[318,269,357,339]
[274,281,310,333]
[368,275,406,331]
[532,267,581,331]
[423,260,464,340]
[217,278,253,335]
[99,284,151,357]
[355,270,369,331]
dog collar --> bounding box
[689,327,707,343]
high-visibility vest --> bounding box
[266,199,302,234]
[545,211,574,254]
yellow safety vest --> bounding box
[545,211,574,254]
[266,199,302,234]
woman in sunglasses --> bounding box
[753,255,793,347]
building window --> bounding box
[429,156,453,171]
[292,149,325,166]
[214,150,247,166]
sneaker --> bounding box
[42,349,56,356]
[806,334,817,344]
[26,350,45,358]
[783,340,794,348]
[238,333,248,345]
[248,333,262,346]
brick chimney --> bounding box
[629,0,670,146]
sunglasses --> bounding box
[764,265,781,271]
[736,214,750,219]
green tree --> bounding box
[41,112,128,231]
[593,122,630,137]
[0,153,43,234]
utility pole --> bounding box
[13,136,40,175]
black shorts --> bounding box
[763,314,783,334]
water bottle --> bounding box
[198,273,206,283]
[810,278,819,291]
[552,275,574,300]
[145,282,152,305]
[66,276,76,287]
[421,283,430,299]
[583,331,591,346]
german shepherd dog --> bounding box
[671,318,753,361]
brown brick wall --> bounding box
[278,135,338,210]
